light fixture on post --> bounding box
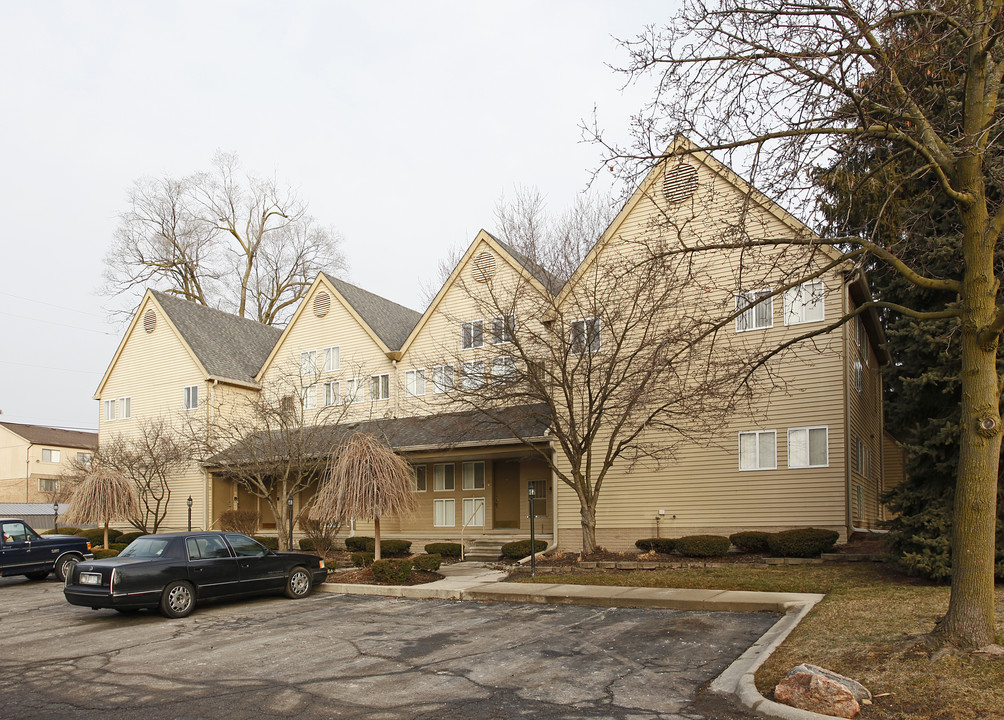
[186,496,193,532]
[53,501,59,531]
[527,482,536,577]
[287,495,294,551]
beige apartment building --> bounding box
[94,145,896,551]
[0,422,97,504]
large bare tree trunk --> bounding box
[579,503,597,555]
[373,515,382,562]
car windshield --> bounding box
[118,537,172,558]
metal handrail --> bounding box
[458,499,486,561]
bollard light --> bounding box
[527,483,536,577]
[187,496,193,532]
[287,495,294,551]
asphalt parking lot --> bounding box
[0,575,773,719]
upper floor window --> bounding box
[405,369,425,397]
[411,465,427,492]
[854,437,870,478]
[492,315,514,344]
[853,356,864,393]
[77,452,92,466]
[433,463,455,491]
[300,350,318,377]
[39,478,59,493]
[461,360,484,391]
[788,427,828,468]
[345,378,364,403]
[570,318,601,354]
[41,449,60,463]
[462,461,485,490]
[736,290,773,332]
[854,316,869,365]
[783,280,824,325]
[433,365,454,394]
[118,397,132,420]
[103,399,116,421]
[493,355,517,381]
[301,384,317,410]
[462,320,484,350]
[323,381,340,407]
[184,385,199,411]
[739,430,776,470]
[323,346,340,372]
[371,374,390,401]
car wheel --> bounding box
[159,581,196,618]
[285,566,312,599]
[54,555,79,582]
[24,571,49,581]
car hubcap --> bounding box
[169,586,192,612]
[291,572,309,595]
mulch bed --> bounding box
[325,567,444,585]
[530,549,768,567]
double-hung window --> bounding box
[461,360,484,391]
[854,437,870,478]
[405,369,425,397]
[41,449,60,463]
[853,356,864,393]
[103,399,116,421]
[184,385,199,411]
[570,317,601,354]
[492,315,514,344]
[323,381,340,406]
[118,397,131,419]
[462,461,485,490]
[736,290,773,332]
[39,478,59,493]
[77,452,92,466]
[787,427,828,468]
[433,463,455,491]
[345,378,364,403]
[783,280,824,325]
[323,346,340,372]
[371,374,390,401]
[493,355,516,381]
[462,497,485,527]
[433,365,454,394]
[300,350,318,377]
[739,430,776,470]
[301,384,317,410]
[433,499,455,527]
[411,465,427,492]
[462,320,484,350]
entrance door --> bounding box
[493,460,520,529]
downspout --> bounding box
[392,359,399,418]
[843,281,852,540]
[204,379,218,531]
[25,442,32,502]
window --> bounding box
[855,484,864,523]
[739,430,776,470]
[462,497,485,527]
[433,463,455,491]
[104,399,116,421]
[783,280,824,325]
[854,316,868,354]
[736,290,773,331]
[184,385,199,410]
[118,397,132,419]
[433,499,455,527]
[853,356,864,393]
[462,461,485,490]
[300,350,318,377]
[405,369,425,397]
[493,355,517,381]
[370,374,390,401]
[41,449,60,463]
[492,315,514,344]
[281,394,296,415]
[301,384,317,410]
[787,427,828,468]
[571,317,601,354]
[461,360,484,390]
[77,452,92,466]
[528,480,548,516]
[432,365,454,394]
[323,346,340,372]
[411,465,427,492]
[854,437,870,478]
[345,378,364,403]
[462,320,484,350]
[39,478,58,493]
[323,381,340,407]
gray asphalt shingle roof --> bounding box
[151,291,283,385]
[490,235,564,295]
[322,273,422,351]
[0,422,97,450]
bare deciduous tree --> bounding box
[63,469,139,549]
[105,151,348,325]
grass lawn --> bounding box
[514,564,1004,720]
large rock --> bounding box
[789,663,872,702]
[773,672,861,718]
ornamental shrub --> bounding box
[634,538,677,554]
[500,539,548,560]
[344,536,373,552]
[675,535,730,557]
[352,551,374,567]
[424,542,463,558]
[299,517,341,558]
[45,527,82,535]
[91,548,120,559]
[729,531,771,553]
[767,528,840,558]
[412,553,442,572]
[370,558,413,584]
[108,543,129,552]
[253,535,279,550]
[218,509,261,536]
[117,532,145,545]
[343,536,411,556]
[77,528,124,546]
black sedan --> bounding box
[63,531,328,618]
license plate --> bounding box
[80,572,102,586]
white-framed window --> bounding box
[570,317,601,354]
[39,478,58,493]
[300,350,318,377]
[462,461,485,490]
[854,437,870,478]
[118,397,131,419]
[462,320,484,350]
[405,369,425,397]
[492,315,514,344]
[103,399,116,421]
[461,360,484,390]
[345,378,364,403]
[736,290,773,332]
[854,316,870,367]
[855,483,864,522]
[77,452,92,466]
[41,449,60,463]
[323,346,340,372]
[853,356,864,393]
[433,498,455,527]
[411,465,427,492]
[783,280,824,325]
[301,384,317,410]
[462,497,485,527]
[493,355,517,381]
[323,381,340,407]
[433,463,455,491]
[184,385,199,410]
[739,430,776,470]
[433,365,454,394]
[371,374,390,401]
[787,427,828,468]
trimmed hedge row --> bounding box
[371,559,413,584]
[344,536,412,556]
[635,538,677,554]
[767,528,840,558]
[424,542,463,558]
[501,539,548,560]
[729,531,771,553]
[634,528,840,558]
[412,553,442,572]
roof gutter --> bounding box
[206,375,262,391]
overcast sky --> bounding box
[0,1,671,431]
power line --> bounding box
[0,359,104,375]
[0,290,108,319]
[0,310,116,336]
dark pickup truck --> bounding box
[1,518,93,582]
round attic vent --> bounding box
[143,309,157,333]
[471,252,497,283]
[662,164,699,203]
[313,291,331,318]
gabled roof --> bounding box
[0,422,97,450]
[492,236,564,295]
[321,274,422,351]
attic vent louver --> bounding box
[313,292,331,318]
[143,310,157,333]
[662,164,699,203]
[471,252,497,283]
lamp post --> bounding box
[287,496,294,551]
[53,501,59,532]
[527,483,536,577]
[186,496,193,532]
